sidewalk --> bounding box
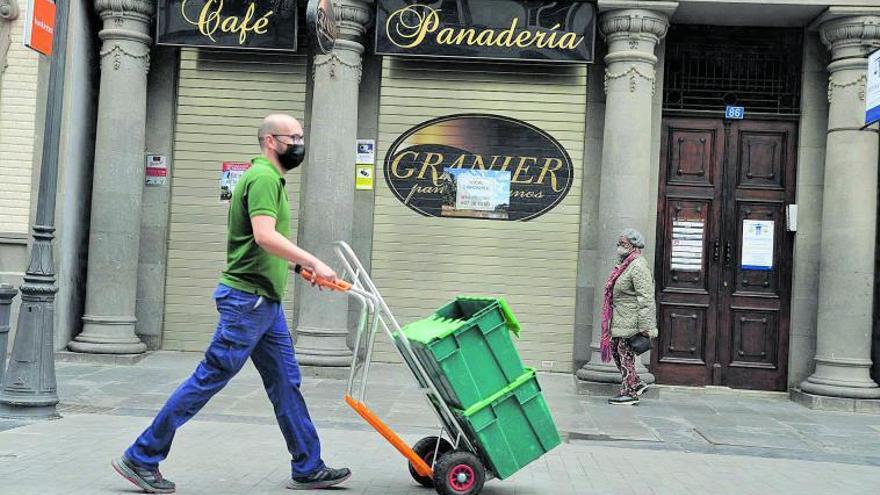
[1,351,879,494]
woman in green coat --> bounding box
[599,228,658,405]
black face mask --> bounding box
[276,142,305,171]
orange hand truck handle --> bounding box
[293,264,352,292]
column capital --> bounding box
[598,1,677,40]
[810,11,880,106]
[813,8,880,59]
[312,0,373,83]
[94,0,155,18]
[599,3,676,94]
[0,0,20,21]
[94,0,153,74]
[334,0,373,44]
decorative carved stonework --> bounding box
[599,9,670,42]
[827,73,867,103]
[0,0,19,20]
[819,15,880,54]
[312,1,372,82]
[94,0,155,17]
[604,65,656,95]
[0,0,16,75]
[313,50,362,83]
[94,0,154,74]
[99,43,151,73]
[334,0,373,42]
[818,15,880,105]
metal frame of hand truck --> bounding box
[298,241,489,487]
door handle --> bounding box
[713,241,720,262]
[725,242,733,266]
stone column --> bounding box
[68,0,153,354]
[799,12,880,399]
[294,0,372,366]
[577,1,677,387]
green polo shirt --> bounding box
[219,156,290,301]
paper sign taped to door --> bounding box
[741,220,774,270]
[671,220,704,272]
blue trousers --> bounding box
[125,284,325,477]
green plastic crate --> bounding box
[401,296,523,409]
[456,368,561,480]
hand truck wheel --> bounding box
[432,450,486,495]
[409,436,453,487]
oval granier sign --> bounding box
[383,114,574,221]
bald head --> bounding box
[258,113,301,149]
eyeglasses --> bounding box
[617,240,630,247]
[272,134,304,145]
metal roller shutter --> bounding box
[163,49,308,351]
[371,57,587,372]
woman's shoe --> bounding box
[635,381,649,396]
[608,394,639,405]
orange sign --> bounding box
[24,0,56,56]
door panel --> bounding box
[718,120,795,391]
[667,129,718,187]
[653,118,724,386]
[736,130,788,190]
[654,117,796,391]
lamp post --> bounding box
[0,0,71,418]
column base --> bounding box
[294,326,352,367]
[799,377,880,400]
[576,359,656,385]
[68,338,146,355]
[55,350,151,366]
[791,388,880,414]
[0,393,60,419]
[799,356,880,400]
[68,315,146,354]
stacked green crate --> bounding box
[401,297,561,480]
[401,296,523,409]
[455,369,561,479]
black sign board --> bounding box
[156,0,298,52]
[307,0,337,54]
[384,114,574,221]
[376,0,595,63]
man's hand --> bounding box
[310,261,338,283]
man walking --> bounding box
[112,114,351,493]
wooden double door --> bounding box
[652,117,797,391]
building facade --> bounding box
[0,0,42,340]
[5,0,880,408]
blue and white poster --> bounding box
[866,49,880,126]
[741,220,775,271]
[441,168,511,220]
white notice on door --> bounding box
[671,220,705,272]
[741,220,774,270]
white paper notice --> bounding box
[456,173,498,211]
[741,220,774,270]
[671,220,704,272]
[356,139,375,165]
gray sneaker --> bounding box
[608,394,640,405]
[287,466,352,490]
[111,456,176,494]
[635,381,649,396]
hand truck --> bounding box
[294,241,491,495]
